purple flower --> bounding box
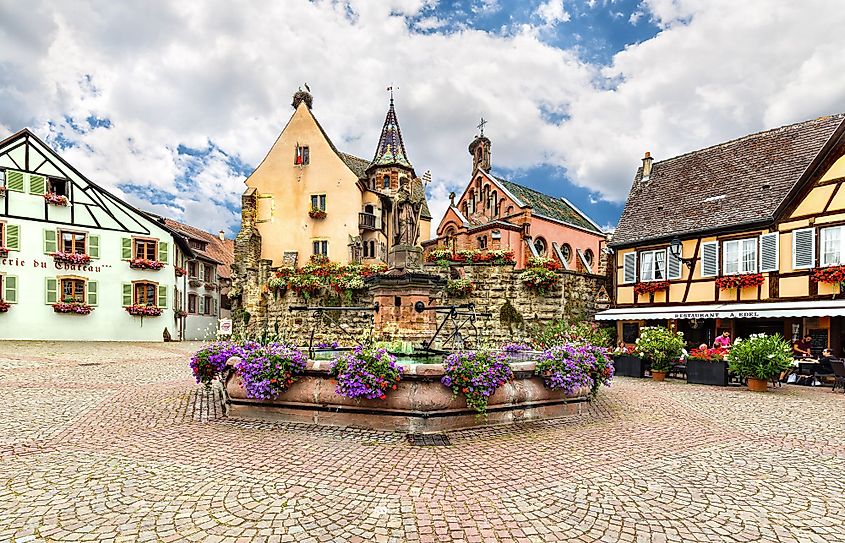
[234,343,307,399]
[441,350,513,415]
[329,346,402,400]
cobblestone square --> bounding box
[1,341,844,543]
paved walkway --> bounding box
[1,341,844,543]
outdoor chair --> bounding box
[831,360,845,393]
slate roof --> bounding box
[493,176,603,234]
[163,219,235,279]
[370,98,413,171]
[338,152,371,179]
[611,114,845,247]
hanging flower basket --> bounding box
[446,278,474,297]
[129,258,165,270]
[53,301,93,315]
[203,282,217,291]
[175,267,187,277]
[0,301,10,313]
[52,251,92,265]
[125,305,163,317]
[308,208,327,220]
[715,273,764,291]
[633,281,669,295]
[188,278,203,288]
[44,192,69,206]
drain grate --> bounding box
[406,433,451,447]
[78,362,101,367]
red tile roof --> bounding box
[163,219,234,279]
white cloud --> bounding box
[0,0,844,237]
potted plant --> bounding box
[612,344,646,378]
[129,258,165,270]
[175,267,187,277]
[445,278,474,297]
[635,326,685,381]
[727,333,793,392]
[329,345,403,400]
[308,207,327,220]
[44,192,70,206]
[686,346,730,386]
[52,251,92,265]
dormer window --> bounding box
[48,178,68,197]
[295,145,310,165]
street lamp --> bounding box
[669,236,694,268]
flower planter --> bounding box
[686,358,729,386]
[125,305,163,317]
[308,209,327,220]
[0,247,8,258]
[44,192,69,206]
[0,301,10,313]
[53,302,93,315]
[612,355,646,378]
[204,283,217,291]
[175,267,187,277]
[651,370,667,381]
[747,377,769,392]
[188,279,203,288]
[129,259,164,270]
[52,252,92,265]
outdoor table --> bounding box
[796,359,819,375]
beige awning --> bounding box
[595,300,845,321]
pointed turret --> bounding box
[367,94,415,176]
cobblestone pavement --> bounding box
[1,341,844,543]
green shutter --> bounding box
[213,298,218,316]
[5,170,24,192]
[121,238,132,260]
[158,241,169,264]
[43,229,57,254]
[45,278,58,304]
[88,235,100,259]
[4,275,17,303]
[29,174,46,195]
[5,224,20,250]
[198,296,205,315]
[122,283,132,306]
[157,285,167,308]
[87,281,98,306]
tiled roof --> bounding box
[612,114,845,247]
[338,152,370,179]
[493,177,603,234]
[370,98,413,171]
[163,219,234,278]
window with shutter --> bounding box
[701,242,719,277]
[623,252,637,284]
[43,229,57,254]
[29,174,46,195]
[88,235,100,259]
[87,281,98,306]
[759,233,779,273]
[723,238,757,275]
[6,224,20,251]
[5,170,24,192]
[667,248,682,280]
[3,275,17,303]
[639,249,666,281]
[820,226,843,267]
[792,228,815,270]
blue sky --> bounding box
[2,0,843,236]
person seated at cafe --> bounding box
[817,348,836,375]
[792,335,813,358]
[713,331,732,349]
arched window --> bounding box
[383,175,390,189]
[561,243,572,263]
[506,205,514,215]
[490,191,498,215]
[369,240,376,258]
[134,281,157,306]
[534,237,547,256]
[584,249,594,266]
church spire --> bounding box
[369,91,414,174]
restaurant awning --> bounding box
[595,300,845,321]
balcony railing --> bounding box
[359,212,379,230]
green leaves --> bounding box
[636,326,685,372]
[728,334,793,380]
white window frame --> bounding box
[759,233,780,273]
[792,227,816,270]
[622,252,637,284]
[723,238,757,276]
[639,249,667,282]
[820,225,844,267]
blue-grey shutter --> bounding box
[701,242,719,277]
[667,248,682,280]
[759,233,779,273]
[623,252,636,284]
[792,228,815,270]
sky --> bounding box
[1,0,845,237]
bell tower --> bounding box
[366,89,415,193]
[468,117,491,172]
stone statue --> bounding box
[392,181,424,247]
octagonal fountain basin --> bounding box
[224,358,590,433]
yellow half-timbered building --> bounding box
[597,114,845,355]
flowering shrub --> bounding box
[264,258,385,301]
[175,267,187,277]
[501,342,531,353]
[727,333,793,380]
[425,248,516,265]
[531,319,616,349]
[288,273,322,298]
[535,343,613,398]
[527,256,562,271]
[53,301,93,315]
[329,346,402,400]
[44,192,69,206]
[445,278,474,297]
[519,266,559,295]
[633,281,669,295]
[715,273,764,291]
[125,305,163,317]
[235,343,308,399]
[52,251,91,265]
[308,207,327,219]
[441,351,513,414]
[190,340,259,385]
[635,326,685,372]
[811,265,845,284]
[316,340,340,349]
[0,301,10,312]
[361,262,388,277]
[613,344,638,356]
[688,346,729,362]
[129,258,165,270]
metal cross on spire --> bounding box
[386,85,398,103]
[477,117,488,137]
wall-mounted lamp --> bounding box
[669,237,695,269]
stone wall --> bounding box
[231,258,610,349]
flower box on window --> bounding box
[52,251,92,265]
[125,305,163,317]
[0,247,8,258]
[129,258,165,270]
[0,186,6,197]
[0,301,10,313]
[715,273,764,291]
[811,265,845,284]
[308,208,327,220]
[203,282,217,291]
[175,267,187,277]
[53,301,93,315]
[44,192,69,206]
[633,281,669,295]
[188,279,203,288]
[174,309,188,318]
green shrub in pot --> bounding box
[635,326,685,373]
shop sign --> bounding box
[0,257,111,273]
[673,310,761,319]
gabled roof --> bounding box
[369,98,413,173]
[163,219,234,278]
[612,113,845,247]
[491,175,603,234]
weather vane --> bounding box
[477,117,488,137]
[386,84,399,102]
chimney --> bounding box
[218,230,226,241]
[641,151,654,180]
